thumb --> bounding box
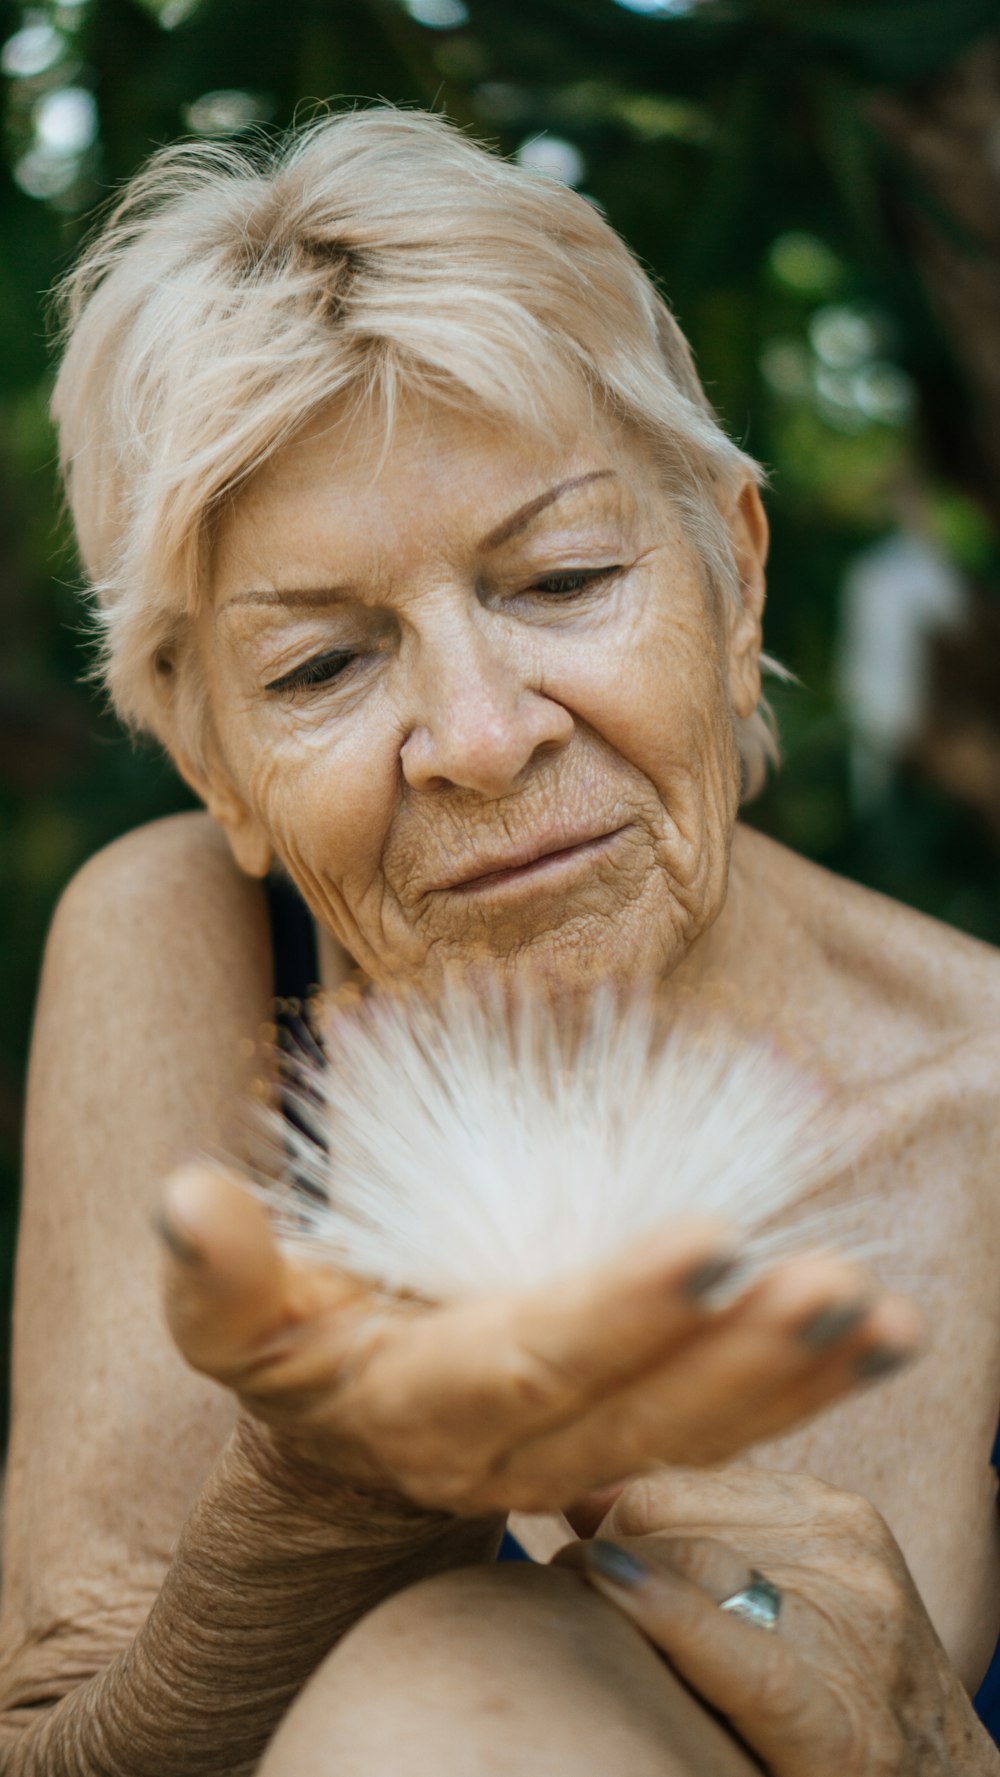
[157,1163,301,1382]
[564,1536,832,1773]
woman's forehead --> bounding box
[211,395,656,592]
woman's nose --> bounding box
[399,626,574,796]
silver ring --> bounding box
[718,1568,782,1631]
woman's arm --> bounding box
[0,1419,495,1776]
[0,814,496,1774]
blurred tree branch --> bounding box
[870,36,1000,524]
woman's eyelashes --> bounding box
[528,566,619,597]
[264,647,358,694]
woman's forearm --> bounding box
[0,1420,501,1777]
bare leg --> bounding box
[259,1564,763,1777]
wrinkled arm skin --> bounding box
[0,1421,498,1776]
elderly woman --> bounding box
[0,106,997,1777]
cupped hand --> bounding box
[558,1467,999,1776]
[159,1162,920,1517]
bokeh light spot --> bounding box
[14,143,80,198]
[618,94,711,142]
[814,365,871,433]
[768,232,843,297]
[1,20,65,79]
[184,89,272,135]
[759,337,810,398]
[809,305,882,370]
[515,134,585,186]
[33,85,97,153]
[612,0,698,14]
[852,362,914,427]
[138,0,202,29]
[402,0,469,27]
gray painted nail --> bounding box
[681,1253,740,1302]
[586,1541,649,1589]
[153,1208,203,1267]
[798,1300,870,1351]
[856,1345,911,1382]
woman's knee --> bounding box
[259,1561,760,1777]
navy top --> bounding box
[973,1421,1000,1737]
[265,871,322,1014]
[263,872,1000,1746]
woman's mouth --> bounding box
[437,826,629,895]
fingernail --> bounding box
[681,1253,740,1302]
[153,1207,203,1267]
[798,1300,870,1351]
[585,1541,649,1589]
[856,1345,912,1382]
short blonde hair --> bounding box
[52,105,779,793]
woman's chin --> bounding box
[397,919,691,995]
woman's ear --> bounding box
[172,749,273,879]
[723,479,769,721]
[152,644,273,878]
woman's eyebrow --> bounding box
[218,583,353,615]
[478,469,618,552]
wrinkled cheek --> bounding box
[243,748,306,858]
[239,738,404,960]
[650,702,741,922]
[237,739,334,887]
[651,673,739,810]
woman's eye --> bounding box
[531,568,616,597]
[265,649,356,694]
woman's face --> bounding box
[195,396,766,988]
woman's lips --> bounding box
[437,826,628,895]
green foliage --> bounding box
[1,0,998,1431]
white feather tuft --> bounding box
[244,981,859,1301]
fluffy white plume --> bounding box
[246,982,856,1301]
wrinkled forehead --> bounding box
[209,385,679,597]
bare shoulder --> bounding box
[737,826,1000,1078]
[44,810,275,1043]
[33,810,275,1178]
[53,809,266,964]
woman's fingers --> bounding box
[493,1256,920,1505]
[563,1534,837,1775]
[599,1461,832,1542]
[502,1217,741,1398]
